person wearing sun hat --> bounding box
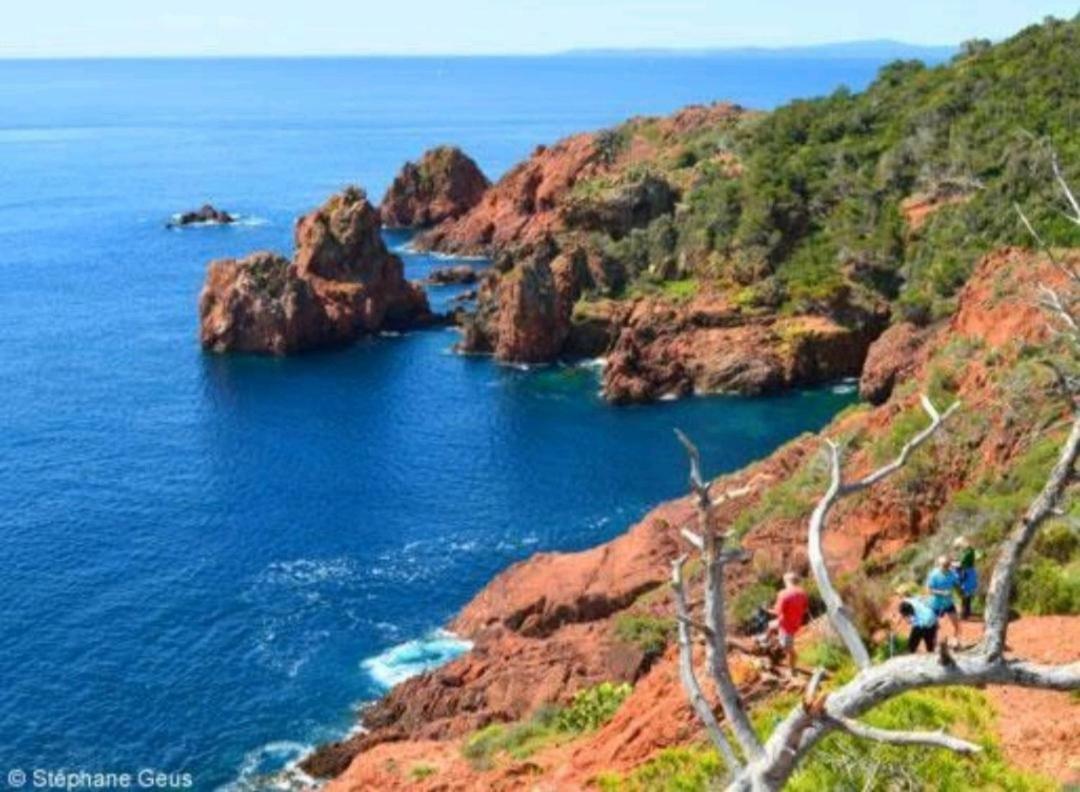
[953,536,978,619]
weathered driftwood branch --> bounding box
[825,716,981,754]
[675,429,764,760]
[808,394,958,669]
[671,555,741,772]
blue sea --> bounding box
[0,54,926,790]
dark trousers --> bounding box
[908,625,938,653]
[961,595,973,619]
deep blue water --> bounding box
[0,54,917,790]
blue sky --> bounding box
[1,1,1075,57]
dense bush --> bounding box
[556,681,632,733]
[1015,557,1080,615]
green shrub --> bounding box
[729,580,776,635]
[615,613,676,659]
[408,763,436,781]
[461,705,566,769]
[1015,557,1080,615]
[801,638,848,672]
[556,682,633,733]
[1033,521,1080,563]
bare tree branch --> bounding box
[671,556,741,772]
[981,410,1080,659]
[807,440,873,669]
[808,395,958,670]
[844,395,960,494]
[675,429,764,759]
[680,527,705,550]
[1052,151,1080,226]
[729,653,1080,790]
[824,716,982,755]
[1037,284,1080,334]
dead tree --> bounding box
[672,157,1080,791]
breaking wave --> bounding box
[361,629,472,691]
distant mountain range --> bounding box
[563,39,957,61]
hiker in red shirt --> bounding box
[767,572,810,671]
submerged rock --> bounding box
[199,187,432,355]
[168,204,234,227]
[424,265,478,285]
[380,146,490,228]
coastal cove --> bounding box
[1,55,915,790]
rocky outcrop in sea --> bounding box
[199,187,432,355]
[380,146,490,229]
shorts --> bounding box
[932,601,956,616]
[778,629,796,649]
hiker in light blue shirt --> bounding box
[926,555,961,641]
[898,597,939,653]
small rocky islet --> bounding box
[168,203,235,227]
[198,188,437,355]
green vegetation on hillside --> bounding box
[461,681,632,769]
[596,651,1057,791]
[580,16,1080,323]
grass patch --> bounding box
[615,612,676,659]
[408,763,436,781]
[461,682,633,770]
[595,746,725,791]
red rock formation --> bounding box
[602,295,887,403]
[199,187,431,355]
[418,104,744,256]
[457,245,602,362]
[858,321,929,404]
[380,147,490,228]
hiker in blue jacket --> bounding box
[898,597,939,653]
[926,555,961,642]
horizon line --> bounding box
[0,37,959,62]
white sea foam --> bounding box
[220,740,317,792]
[575,357,607,370]
[361,629,472,690]
[831,381,858,395]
